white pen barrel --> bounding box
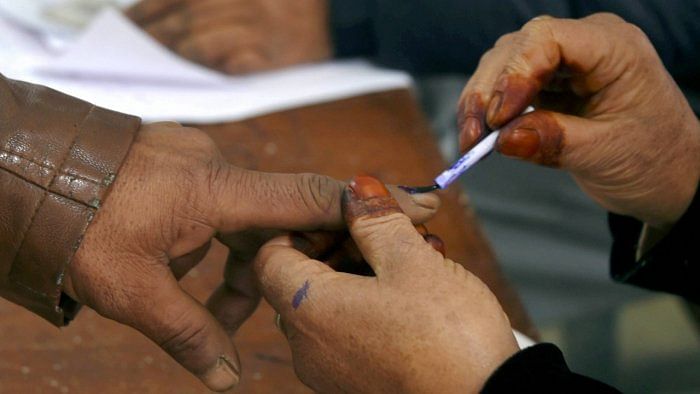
[435,132,499,188]
[434,106,534,189]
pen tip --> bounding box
[398,184,440,194]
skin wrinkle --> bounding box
[297,173,342,223]
[342,192,402,227]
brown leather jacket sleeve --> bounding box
[0,75,140,326]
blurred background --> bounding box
[0,1,698,392]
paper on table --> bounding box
[21,8,413,123]
[36,7,227,85]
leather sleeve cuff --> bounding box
[609,183,699,303]
[0,77,140,326]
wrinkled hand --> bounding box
[64,123,439,391]
[127,0,331,74]
[255,176,517,393]
[458,14,700,228]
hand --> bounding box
[126,0,332,74]
[63,123,439,391]
[457,14,700,228]
[255,176,518,393]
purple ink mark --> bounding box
[292,280,310,309]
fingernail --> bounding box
[423,234,446,256]
[409,192,440,211]
[203,354,240,391]
[464,117,482,142]
[497,128,540,158]
[459,117,482,152]
[486,92,504,127]
[349,175,391,198]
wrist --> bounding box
[642,116,700,229]
[663,117,700,227]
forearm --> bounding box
[0,75,140,325]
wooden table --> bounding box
[0,89,534,393]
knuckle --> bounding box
[254,243,303,278]
[205,159,230,192]
[522,15,555,34]
[184,126,218,152]
[255,243,282,273]
[150,120,182,129]
[296,173,341,217]
[623,22,652,47]
[620,21,646,40]
[493,32,516,48]
[616,22,657,61]
[589,12,627,24]
[352,213,412,240]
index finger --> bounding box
[209,169,440,233]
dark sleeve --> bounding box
[482,344,620,393]
[609,184,699,303]
[0,75,140,325]
[328,0,700,80]
[329,0,572,74]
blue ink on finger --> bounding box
[292,280,310,309]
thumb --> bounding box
[495,110,595,169]
[343,175,442,278]
[113,267,241,392]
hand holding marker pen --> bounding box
[400,106,535,194]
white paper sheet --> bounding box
[36,8,228,85]
[1,7,413,123]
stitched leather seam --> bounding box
[8,105,96,297]
[0,148,105,186]
[0,167,92,208]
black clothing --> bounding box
[610,185,699,303]
[482,344,620,393]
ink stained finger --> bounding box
[342,175,403,226]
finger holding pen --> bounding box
[457,14,700,228]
